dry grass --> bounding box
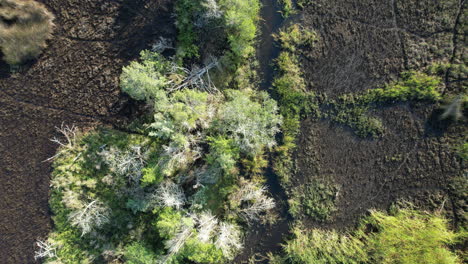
[0,0,54,65]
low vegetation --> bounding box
[271,24,318,186]
[0,0,54,65]
[288,177,339,221]
[325,71,443,138]
[40,2,466,263]
[279,0,294,17]
[273,208,465,264]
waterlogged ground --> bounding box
[290,0,467,231]
[238,0,466,261]
[0,0,465,263]
[0,0,173,262]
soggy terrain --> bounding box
[0,0,466,263]
[238,0,466,261]
[0,0,173,262]
[294,0,466,229]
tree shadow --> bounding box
[111,0,176,60]
[424,108,455,137]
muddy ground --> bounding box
[0,0,466,263]
[295,0,467,230]
[0,0,173,262]
[237,0,466,262]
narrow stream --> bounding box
[235,1,291,262]
[257,0,284,91]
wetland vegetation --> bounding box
[0,0,466,263]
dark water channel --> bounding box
[234,1,294,262]
[257,0,284,91]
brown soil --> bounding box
[295,0,467,229]
[0,0,174,263]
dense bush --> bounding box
[42,44,281,262]
[0,0,54,65]
[275,208,464,264]
[219,0,260,62]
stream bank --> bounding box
[234,0,292,262]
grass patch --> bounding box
[279,0,294,17]
[273,208,465,264]
[0,0,54,65]
[271,25,319,186]
[325,71,443,138]
[288,177,339,221]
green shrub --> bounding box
[174,0,202,60]
[279,0,294,17]
[326,71,442,138]
[280,208,464,264]
[154,207,183,239]
[124,242,158,264]
[274,24,318,53]
[289,177,339,221]
[362,71,442,103]
[216,89,282,155]
[271,51,316,186]
[0,0,54,65]
[283,226,368,264]
[181,238,224,263]
[120,51,175,101]
[220,0,260,62]
[363,209,462,264]
[456,142,468,161]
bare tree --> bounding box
[202,0,223,19]
[230,181,276,223]
[46,123,78,161]
[160,217,195,264]
[34,239,56,260]
[168,57,220,93]
[215,222,243,260]
[68,200,110,236]
[195,212,218,243]
[152,37,175,53]
[153,181,186,210]
[99,145,147,185]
